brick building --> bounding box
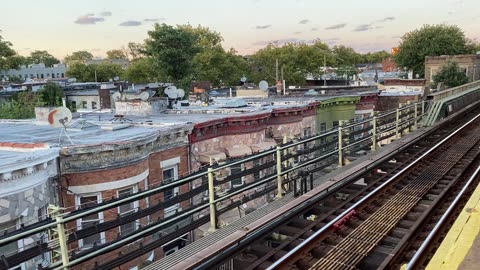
[425,54,480,84]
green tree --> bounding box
[64,50,94,65]
[145,23,200,87]
[124,58,159,83]
[432,60,469,88]
[66,62,123,82]
[66,62,93,82]
[106,49,127,60]
[394,24,471,78]
[0,92,44,119]
[39,82,63,107]
[26,50,60,67]
[361,51,390,63]
[126,42,145,60]
[332,45,363,66]
[0,33,20,70]
[193,47,249,87]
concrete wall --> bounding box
[0,63,66,80]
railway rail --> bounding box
[206,106,480,270]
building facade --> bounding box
[0,64,66,81]
[425,54,480,84]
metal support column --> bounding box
[338,121,343,168]
[395,105,400,139]
[371,112,377,151]
[422,101,425,117]
[414,102,418,130]
[56,216,69,268]
[207,167,216,233]
[276,145,283,198]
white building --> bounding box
[1,63,66,81]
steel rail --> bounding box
[405,164,480,270]
[267,111,480,270]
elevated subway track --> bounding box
[146,99,480,270]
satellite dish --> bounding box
[112,92,121,101]
[177,89,185,98]
[241,76,247,83]
[113,76,119,81]
[48,107,72,128]
[164,86,177,96]
[139,91,150,101]
[167,91,178,99]
[259,80,269,92]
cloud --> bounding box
[293,31,302,35]
[100,11,112,17]
[91,48,102,52]
[325,23,347,30]
[375,26,384,29]
[256,25,272,29]
[377,16,395,22]
[119,20,142,27]
[144,18,165,22]
[311,27,318,31]
[74,14,105,25]
[298,19,310,24]
[353,24,372,32]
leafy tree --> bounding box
[0,33,19,70]
[394,24,471,78]
[0,92,44,119]
[5,55,27,69]
[126,42,145,60]
[124,58,160,83]
[106,49,127,60]
[66,62,123,82]
[432,60,469,88]
[332,45,363,66]
[177,24,223,49]
[26,50,60,67]
[64,50,94,65]
[6,75,24,83]
[39,82,63,107]
[193,47,249,87]
[145,23,200,87]
[361,51,390,63]
[249,41,334,85]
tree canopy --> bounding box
[64,50,94,65]
[432,60,469,88]
[0,33,24,70]
[26,50,60,67]
[66,62,123,82]
[39,82,63,107]
[106,49,127,60]
[145,23,200,87]
[393,24,472,78]
[124,58,159,83]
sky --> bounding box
[1,0,479,60]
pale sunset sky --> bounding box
[1,0,479,60]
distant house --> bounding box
[425,54,480,84]
[0,63,66,81]
[85,59,129,69]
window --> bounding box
[81,101,87,109]
[76,194,104,249]
[71,101,77,108]
[92,101,97,109]
[61,73,65,78]
[231,164,244,187]
[320,123,327,145]
[0,220,18,258]
[163,165,179,217]
[118,186,139,236]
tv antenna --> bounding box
[259,80,269,92]
[48,107,74,145]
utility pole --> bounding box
[323,55,327,87]
[275,58,279,81]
